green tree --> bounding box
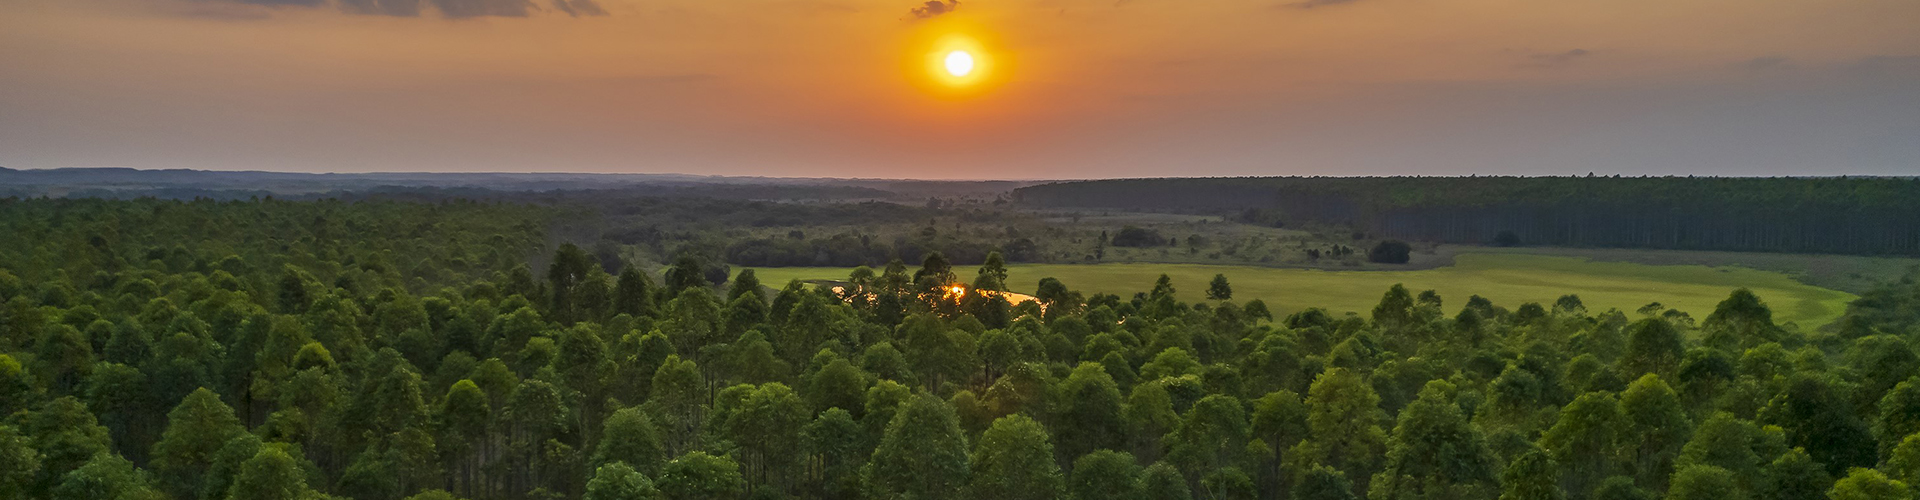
[49,452,165,500]
[1069,450,1145,500]
[1539,391,1626,497]
[969,415,1065,500]
[150,388,247,498]
[724,383,809,493]
[1143,462,1195,500]
[1829,468,1908,500]
[865,394,970,500]
[1056,362,1127,461]
[1166,394,1251,480]
[802,408,864,499]
[615,266,657,318]
[1618,319,1683,379]
[1619,374,1689,490]
[1298,464,1359,500]
[594,407,666,475]
[1368,380,1498,500]
[1206,275,1232,301]
[1301,368,1387,492]
[0,425,38,499]
[1591,476,1653,500]
[1498,450,1564,500]
[1755,448,1830,500]
[1758,374,1875,475]
[225,447,317,500]
[657,451,745,500]
[1666,464,1741,500]
[584,462,660,500]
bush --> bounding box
[1368,240,1412,264]
[1110,226,1166,248]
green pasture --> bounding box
[744,253,1859,329]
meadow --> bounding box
[747,252,1859,329]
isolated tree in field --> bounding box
[866,394,970,500]
[969,415,1065,500]
[1368,240,1412,264]
[1207,274,1232,300]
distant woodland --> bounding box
[5,195,1920,500]
[1014,177,1920,256]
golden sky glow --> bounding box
[1,0,1917,178]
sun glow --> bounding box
[944,51,974,77]
[905,24,1004,97]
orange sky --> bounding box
[2,0,1917,178]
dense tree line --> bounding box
[1013,176,1920,256]
[5,196,1920,500]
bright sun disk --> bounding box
[944,51,974,77]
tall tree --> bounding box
[1539,391,1626,497]
[865,394,970,500]
[1300,368,1387,494]
[1070,450,1146,500]
[968,415,1065,500]
[150,388,246,499]
[1368,380,1498,500]
[657,451,746,500]
[1206,275,1232,301]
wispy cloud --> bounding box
[206,0,607,18]
[906,0,959,20]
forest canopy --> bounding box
[1,195,1918,500]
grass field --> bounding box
[745,253,1860,329]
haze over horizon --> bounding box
[4,0,1917,179]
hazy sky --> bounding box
[2,0,1916,179]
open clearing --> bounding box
[746,253,1859,329]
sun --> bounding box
[944,51,975,77]
[907,27,1002,96]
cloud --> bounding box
[213,0,606,17]
[906,0,958,20]
[549,0,605,16]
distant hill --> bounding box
[1013,176,1920,256]
[0,167,1042,202]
